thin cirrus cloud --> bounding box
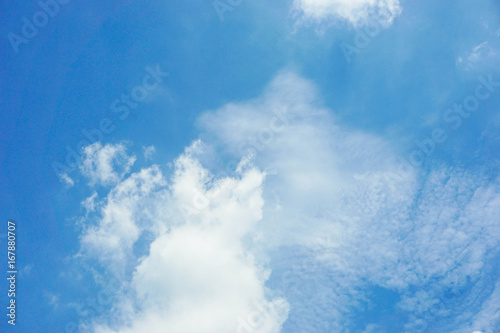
[456,41,500,72]
[76,72,499,332]
[292,0,402,28]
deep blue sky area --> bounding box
[1,0,500,332]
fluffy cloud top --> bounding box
[80,142,288,333]
[293,0,401,27]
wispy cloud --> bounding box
[60,173,75,187]
[81,192,98,215]
[143,145,156,160]
[80,143,137,187]
[292,0,401,28]
[457,41,499,71]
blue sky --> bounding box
[1,0,500,332]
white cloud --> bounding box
[80,143,136,186]
[81,192,98,214]
[199,71,414,247]
[457,42,490,68]
[80,143,288,333]
[292,0,401,28]
[469,42,489,62]
[80,165,166,275]
[60,173,74,187]
[77,72,500,332]
[198,71,500,331]
[143,145,156,160]
[457,41,499,71]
